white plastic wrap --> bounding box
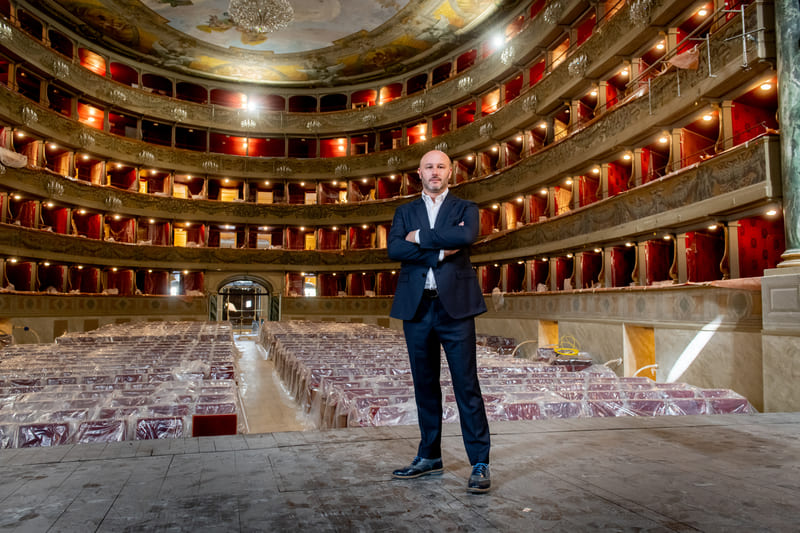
[0,321,242,448]
[258,321,757,430]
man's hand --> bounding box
[405,230,418,243]
[442,249,458,257]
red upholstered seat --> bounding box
[135,417,184,439]
[76,419,127,443]
[18,423,70,447]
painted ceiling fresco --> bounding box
[43,0,508,85]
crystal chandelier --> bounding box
[229,0,294,34]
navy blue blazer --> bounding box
[388,193,487,321]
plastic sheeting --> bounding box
[0,322,242,448]
[260,322,756,430]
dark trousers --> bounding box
[403,295,490,465]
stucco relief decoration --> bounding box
[104,194,122,210]
[44,178,64,198]
[107,88,127,105]
[50,58,70,79]
[458,76,474,92]
[202,159,220,173]
[334,164,350,177]
[21,106,38,126]
[240,118,257,129]
[411,98,426,113]
[276,164,292,177]
[522,94,538,113]
[629,0,655,26]
[361,112,378,127]
[305,119,322,132]
[568,53,588,78]
[479,122,495,138]
[500,46,516,66]
[78,131,96,148]
[435,142,449,152]
[171,107,188,122]
[387,155,402,169]
[543,1,565,25]
[138,150,156,164]
[0,22,12,41]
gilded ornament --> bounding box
[500,46,516,66]
[108,88,127,104]
[21,106,38,126]
[479,122,495,138]
[387,155,402,169]
[138,150,156,164]
[334,164,350,177]
[522,94,538,113]
[202,159,220,172]
[45,178,64,198]
[50,58,70,79]
[171,107,188,122]
[78,131,96,148]
[411,98,426,113]
[104,195,122,210]
[568,53,588,78]
[276,164,292,176]
[435,142,449,152]
[629,0,654,25]
[0,22,12,41]
[240,118,257,129]
[543,1,564,25]
[361,113,377,126]
[305,119,322,131]
[457,76,474,92]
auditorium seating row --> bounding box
[0,321,240,448]
[259,322,755,429]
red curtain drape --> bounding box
[738,216,785,278]
[579,175,599,206]
[609,248,633,287]
[39,264,68,292]
[107,218,135,243]
[317,273,339,296]
[286,273,304,296]
[607,163,629,196]
[5,261,35,291]
[531,261,549,289]
[107,269,135,295]
[182,272,204,293]
[580,253,602,288]
[144,271,169,295]
[15,200,37,228]
[644,241,672,285]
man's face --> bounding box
[419,152,451,197]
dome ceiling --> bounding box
[41,0,512,86]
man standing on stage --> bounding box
[387,149,491,493]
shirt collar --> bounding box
[422,188,448,205]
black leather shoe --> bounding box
[392,456,444,479]
[467,463,491,493]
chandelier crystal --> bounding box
[229,0,294,34]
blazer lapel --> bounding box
[433,193,457,230]
[412,197,429,230]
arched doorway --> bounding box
[213,277,276,329]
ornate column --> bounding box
[775,0,800,266]
[760,0,800,412]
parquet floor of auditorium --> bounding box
[0,338,797,531]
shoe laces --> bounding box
[471,462,489,477]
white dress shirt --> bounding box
[416,189,448,289]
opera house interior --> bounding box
[0,0,799,528]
